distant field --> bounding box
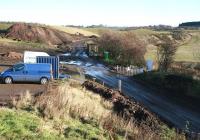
[175,31,200,62]
[0,23,13,30]
[53,26,99,37]
[144,30,200,62]
[84,27,115,35]
[130,29,200,62]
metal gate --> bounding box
[36,56,59,79]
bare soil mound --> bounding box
[0,51,23,60]
[6,23,73,45]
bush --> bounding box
[98,31,146,66]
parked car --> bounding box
[0,63,52,84]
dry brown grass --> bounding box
[36,81,116,126]
[10,80,186,139]
[10,90,33,110]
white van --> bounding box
[24,51,49,63]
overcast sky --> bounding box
[0,0,199,26]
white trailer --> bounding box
[24,51,49,63]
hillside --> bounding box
[87,27,199,62]
[53,26,99,37]
[5,23,74,46]
[0,22,200,62]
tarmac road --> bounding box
[64,54,200,133]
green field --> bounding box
[142,29,200,62]
[176,31,200,62]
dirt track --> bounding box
[0,84,47,105]
[0,45,58,105]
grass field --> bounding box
[128,29,200,62]
[175,31,200,62]
[0,23,13,30]
[53,26,99,37]
[145,31,200,62]
[0,38,49,49]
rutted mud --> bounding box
[0,84,47,106]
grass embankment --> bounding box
[0,80,122,140]
[134,71,200,98]
[0,108,60,140]
[0,80,184,140]
[0,108,110,140]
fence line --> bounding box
[114,65,144,76]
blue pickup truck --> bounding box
[0,63,52,84]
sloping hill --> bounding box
[53,26,99,37]
[5,23,73,46]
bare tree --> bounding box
[99,31,146,66]
[98,31,123,60]
[155,35,178,71]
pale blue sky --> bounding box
[0,0,199,26]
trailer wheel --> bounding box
[4,77,13,84]
[40,77,48,85]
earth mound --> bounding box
[6,23,73,45]
[0,52,23,60]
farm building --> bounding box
[85,40,99,56]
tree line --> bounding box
[179,21,200,27]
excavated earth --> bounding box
[82,80,163,131]
[5,23,73,46]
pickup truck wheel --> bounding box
[40,78,48,85]
[4,77,12,84]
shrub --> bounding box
[98,31,146,66]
